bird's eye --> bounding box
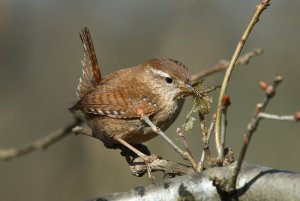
[165,77,173,84]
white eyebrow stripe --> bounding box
[149,67,171,78]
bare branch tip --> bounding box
[294,112,300,122]
[255,48,264,54]
[274,75,283,84]
[260,0,271,6]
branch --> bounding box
[230,75,283,190]
[198,114,215,171]
[258,112,299,122]
[141,115,198,171]
[220,96,231,160]
[87,162,300,201]
[215,0,270,161]
[191,48,263,82]
[0,118,82,160]
[128,156,194,177]
[73,125,194,177]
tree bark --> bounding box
[87,162,300,201]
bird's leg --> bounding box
[116,138,156,182]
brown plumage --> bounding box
[76,27,102,99]
[70,27,192,150]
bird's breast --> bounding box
[152,98,185,131]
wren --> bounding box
[70,27,195,158]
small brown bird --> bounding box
[70,27,195,159]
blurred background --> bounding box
[0,0,299,200]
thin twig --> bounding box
[176,128,192,155]
[196,111,209,172]
[73,126,94,138]
[198,114,207,137]
[214,0,270,161]
[229,74,282,191]
[0,118,82,161]
[220,111,227,152]
[191,48,264,82]
[220,96,231,158]
[258,112,297,121]
[141,115,198,171]
[197,117,215,172]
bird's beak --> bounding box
[176,83,200,99]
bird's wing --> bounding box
[70,84,159,119]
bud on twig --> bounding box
[265,85,275,97]
[259,81,268,90]
[274,75,283,84]
[294,111,300,122]
[221,96,231,107]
